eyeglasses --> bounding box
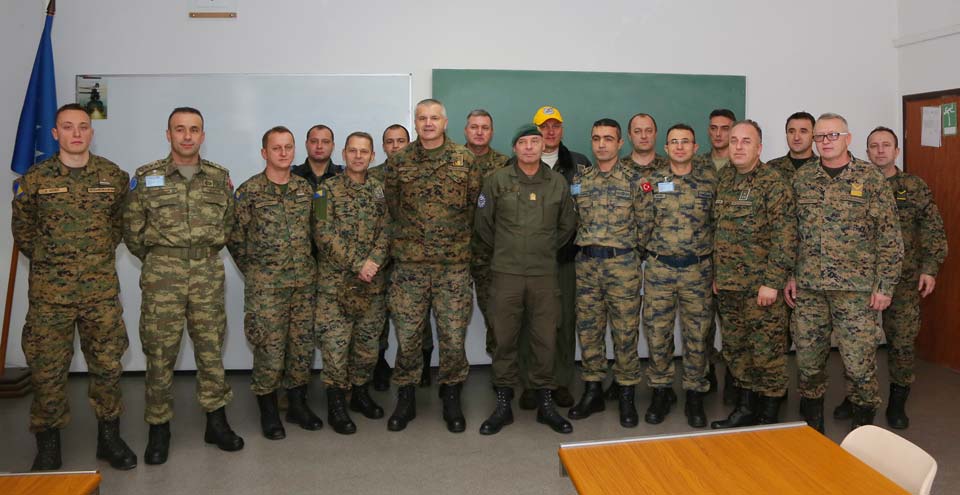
[667,138,693,147]
[812,132,849,142]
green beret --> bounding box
[512,124,543,146]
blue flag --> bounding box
[11,10,57,175]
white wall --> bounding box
[1,0,901,369]
[897,0,960,95]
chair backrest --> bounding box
[841,425,938,495]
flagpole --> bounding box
[1,0,57,396]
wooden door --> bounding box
[903,90,960,371]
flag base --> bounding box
[0,367,32,398]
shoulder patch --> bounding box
[477,192,487,209]
[129,177,138,191]
[234,189,243,201]
[13,179,24,199]
[570,183,581,196]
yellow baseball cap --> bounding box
[533,106,563,126]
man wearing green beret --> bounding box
[474,124,577,435]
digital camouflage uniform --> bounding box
[12,155,129,433]
[619,154,669,174]
[792,155,903,409]
[571,162,653,386]
[767,154,817,183]
[384,136,481,386]
[643,161,718,392]
[469,148,510,354]
[694,152,729,172]
[842,170,946,392]
[123,155,235,425]
[313,173,391,388]
[474,160,577,388]
[227,173,316,396]
[370,163,433,356]
[713,163,796,397]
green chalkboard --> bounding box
[433,69,745,162]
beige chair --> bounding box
[841,425,938,495]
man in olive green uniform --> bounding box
[768,112,818,180]
[124,107,243,464]
[621,112,669,173]
[12,104,137,471]
[463,109,509,356]
[832,127,947,429]
[643,124,717,428]
[568,119,653,428]
[784,113,903,433]
[228,126,323,440]
[314,132,391,434]
[383,99,481,433]
[524,105,590,410]
[474,124,577,435]
[710,120,796,430]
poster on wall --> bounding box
[76,75,108,120]
[921,106,941,147]
[942,102,957,136]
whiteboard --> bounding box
[78,73,412,371]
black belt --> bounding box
[649,251,711,268]
[579,245,635,259]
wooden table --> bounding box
[0,471,101,495]
[558,422,910,495]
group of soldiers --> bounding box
[11,98,946,471]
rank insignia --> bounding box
[738,188,751,201]
[850,182,863,197]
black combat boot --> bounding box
[373,348,392,392]
[96,419,137,470]
[31,428,61,471]
[327,388,357,435]
[387,384,417,431]
[256,391,286,440]
[519,389,537,410]
[439,383,466,433]
[722,369,739,407]
[204,406,244,451]
[711,389,758,429]
[420,348,433,387]
[350,383,384,419]
[756,394,783,424]
[286,385,323,430]
[850,403,876,431]
[144,422,170,465]
[833,396,853,420]
[684,390,707,428]
[644,387,677,425]
[536,389,573,434]
[479,387,514,435]
[604,380,621,401]
[800,397,825,433]
[568,381,605,420]
[618,384,639,428]
[886,383,910,429]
